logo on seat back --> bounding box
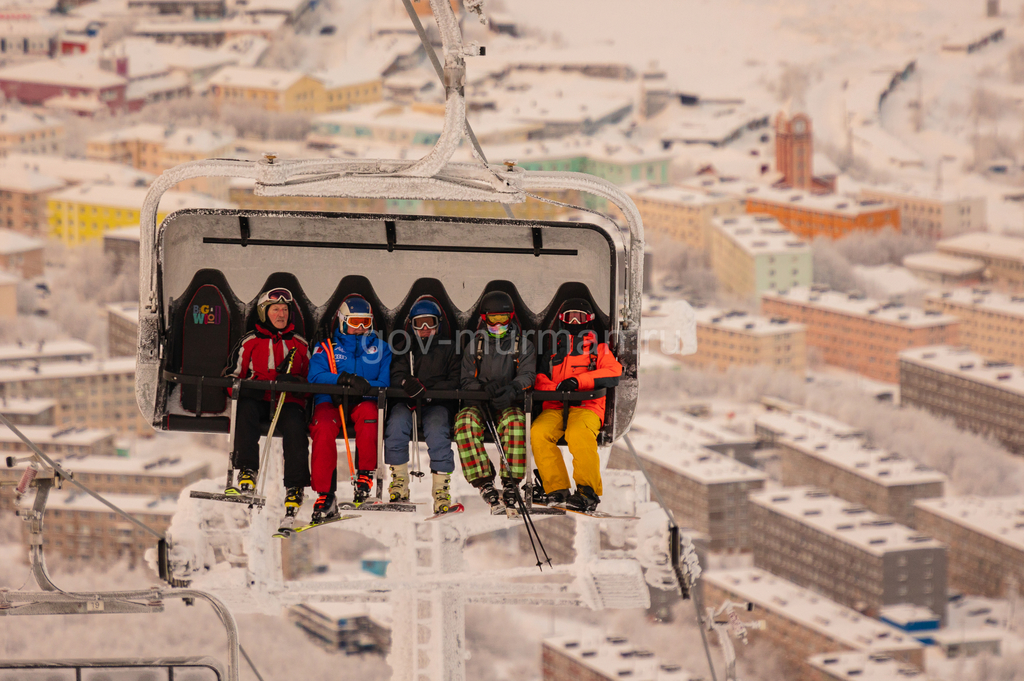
[192,304,222,325]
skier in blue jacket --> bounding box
[308,295,392,520]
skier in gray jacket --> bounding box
[454,291,537,512]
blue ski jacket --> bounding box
[308,328,392,407]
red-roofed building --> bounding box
[0,58,127,115]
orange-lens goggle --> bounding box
[346,315,373,328]
[266,288,294,303]
[559,309,595,325]
[412,315,439,330]
[484,312,511,324]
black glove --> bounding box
[556,377,580,392]
[275,374,304,383]
[336,373,353,387]
[492,386,515,411]
[401,376,425,398]
[348,375,371,395]
[331,393,344,407]
[485,381,505,398]
[275,349,297,374]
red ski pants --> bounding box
[310,400,379,493]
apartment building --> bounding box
[710,214,812,296]
[0,449,205,511]
[0,358,149,436]
[0,153,154,188]
[772,431,945,527]
[20,489,175,566]
[936,232,1024,292]
[207,67,382,114]
[85,123,167,171]
[0,228,44,278]
[806,651,933,681]
[913,496,1024,600]
[287,603,390,654]
[686,308,806,373]
[0,110,64,157]
[924,288,1024,365]
[703,569,926,681]
[625,184,744,252]
[749,488,947,620]
[899,345,1024,453]
[0,339,95,368]
[0,424,114,460]
[107,302,139,358]
[0,60,128,115]
[609,419,765,552]
[0,171,66,238]
[0,397,56,426]
[0,270,14,317]
[761,287,959,383]
[542,632,694,681]
[47,183,232,244]
[754,408,864,446]
[859,187,985,239]
[903,252,985,286]
[631,410,758,466]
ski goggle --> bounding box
[345,315,373,329]
[265,288,294,304]
[483,312,511,324]
[559,309,595,325]
[411,315,439,330]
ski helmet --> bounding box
[480,291,514,337]
[409,298,442,332]
[557,298,596,329]
[337,295,374,333]
[257,287,294,324]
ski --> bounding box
[425,503,465,521]
[522,505,566,516]
[190,490,266,508]
[338,500,417,513]
[561,508,638,520]
[283,514,361,534]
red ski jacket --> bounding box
[534,331,622,423]
[225,321,309,406]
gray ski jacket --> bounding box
[459,325,537,406]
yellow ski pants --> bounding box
[530,407,603,496]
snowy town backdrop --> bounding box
[5,0,1024,679]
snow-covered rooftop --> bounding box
[0,357,136,382]
[0,153,153,187]
[705,568,924,654]
[748,487,944,556]
[630,410,754,448]
[762,287,959,330]
[0,109,62,134]
[207,65,308,91]
[543,631,695,680]
[87,123,167,145]
[937,232,1024,263]
[0,170,66,194]
[47,183,233,212]
[47,452,208,477]
[755,408,866,441]
[163,127,235,154]
[899,345,1024,396]
[106,302,139,326]
[625,182,739,207]
[20,488,179,516]
[684,178,898,217]
[902,252,985,277]
[807,651,930,680]
[623,420,765,486]
[0,57,126,89]
[0,339,96,363]
[0,424,114,446]
[134,13,287,36]
[926,287,1024,320]
[694,307,805,337]
[0,228,44,255]
[778,432,947,488]
[711,214,809,256]
[103,226,141,242]
[0,397,56,416]
[914,495,1024,554]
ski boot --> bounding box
[353,471,373,505]
[226,468,257,495]
[477,481,503,514]
[566,485,600,513]
[389,463,410,503]
[431,471,453,514]
[284,487,304,518]
[311,492,338,523]
[501,478,521,510]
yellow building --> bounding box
[85,123,167,171]
[924,288,1024,366]
[48,183,233,244]
[686,307,806,373]
[321,67,384,111]
[626,183,744,252]
[709,214,812,297]
[208,67,325,113]
[0,110,65,157]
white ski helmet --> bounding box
[257,287,294,323]
[336,295,374,333]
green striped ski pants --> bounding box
[454,406,526,486]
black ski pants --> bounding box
[232,397,311,489]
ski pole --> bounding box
[257,348,297,501]
[338,402,355,484]
[410,403,425,479]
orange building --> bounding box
[746,187,900,240]
[761,287,959,383]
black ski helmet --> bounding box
[480,291,515,316]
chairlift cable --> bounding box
[238,644,265,681]
[622,434,719,681]
[0,413,165,541]
[398,0,516,220]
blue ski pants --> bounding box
[384,403,455,473]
